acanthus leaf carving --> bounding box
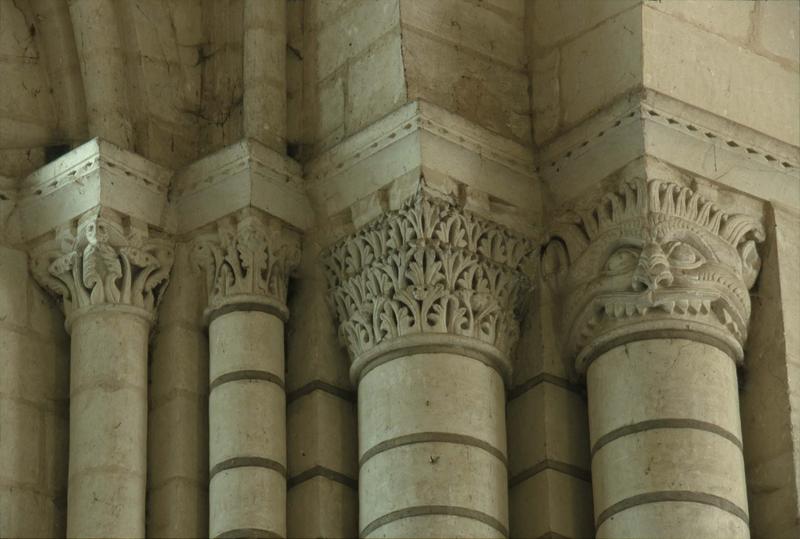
[190,210,301,317]
[31,210,174,321]
[322,189,537,372]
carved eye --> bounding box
[604,247,639,274]
[666,242,705,269]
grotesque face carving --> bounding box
[553,179,764,371]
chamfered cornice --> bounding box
[322,187,537,385]
[536,90,800,210]
[546,177,765,372]
[171,138,313,235]
[190,208,301,324]
[14,138,172,244]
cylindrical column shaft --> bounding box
[587,339,749,538]
[358,353,508,539]
[208,310,286,538]
[67,308,149,538]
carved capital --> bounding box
[31,209,174,327]
[191,209,301,322]
[548,178,765,372]
[322,189,536,384]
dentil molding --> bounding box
[323,188,537,385]
[547,177,765,372]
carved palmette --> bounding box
[191,212,301,310]
[323,190,536,362]
[31,214,174,317]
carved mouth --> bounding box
[573,288,745,345]
[596,291,715,319]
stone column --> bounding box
[31,209,173,538]
[192,210,300,539]
[324,190,535,538]
[554,178,764,539]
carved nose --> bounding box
[632,244,674,291]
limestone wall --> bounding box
[741,202,800,538]
[643,0,799,147]
[401,0,530,145]
[0,0,59,177]
[0,1,798,538]
[146,243,209,538]
[0,246,68,537]
[302,0,406,157]
[528,0,800,148]
[527,0,643,145]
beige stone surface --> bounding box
[209,381,286,467]
[587,341,749,538]
[209,468,286,538]
[68,309,150,538]
[0,243,68,538]
[287,477,358,539]
[356,353,509,537]
[587,339,742,445]
[559,6,643,129]
[507,383,589,478]
[0,486,64,539]
[592,428,748,513]
[358,354,506,457]
[754,0,800,64]
[0,246,27,326]
[643,4,800,147]
[208,310,286,538]
[209,311,284,382]
[147,478,207,539]
[345,30,406,136]
[596,501,749,539]
[359,442,508,535]
[645,0,755,44]
[529,0,641,50]
[0,1,798,537]
[146,241,208,539]
[403,27,530,144]
[741,202,800,538]
[509,470,594,539]
[366,515,504,539]
[287,390,357,479]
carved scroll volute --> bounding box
[547,178,765,373]
[31,210,175,326]
[190,210,302,322]
[322,189,537,385]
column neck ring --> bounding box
[65,303,155,333]
[204,293,290,326]
[350,333,513,387]
[575,321,744,375]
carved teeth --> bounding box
[635,304,648,315]
[701,300,711,313]
[688,300,702,314]
[676,299,689,313]
[661,301,675,313]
